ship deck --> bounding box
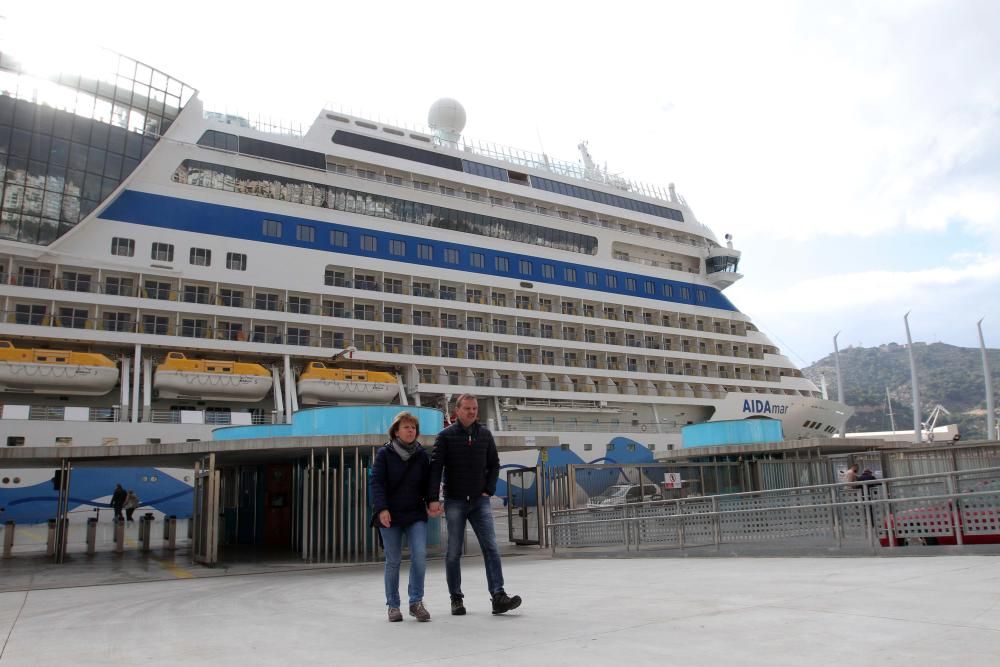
[1,549,997,665]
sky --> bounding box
[4,0,999,366]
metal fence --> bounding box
[549,466,1000,555]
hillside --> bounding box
[802,342,999,440]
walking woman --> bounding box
[370,411,433,622]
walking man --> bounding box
[110,483,127,522]
[428,394,522,616]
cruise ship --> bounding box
[0,40,852,520]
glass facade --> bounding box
[0,46,195,244]
[173,159,598,255]
[199,130,325,170]
[529,174,684,222]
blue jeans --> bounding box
[379,520,427,608]
[445,496,504,599]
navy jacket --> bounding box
[428,421,500,501]
[369,442,431,527]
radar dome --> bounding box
[427,98,466,144]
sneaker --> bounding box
[387,607,403,622]
[491,591,522,615]
[450,597,466,616]
[409,601,431,622]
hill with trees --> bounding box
[802,342,999,440]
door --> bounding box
[193,454,220,566]
[263,464,293,547]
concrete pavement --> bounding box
[1,552,998,666]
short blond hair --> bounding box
[388,411,420,441]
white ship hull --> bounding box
[0,38,853,464]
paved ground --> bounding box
[1,550,998,666]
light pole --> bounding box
[833,332,845,437]
[904,312,921,443]
[978,319,996,441]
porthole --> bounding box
[1,477,9,484]
[13,477,20,484]
[149,475,158,483]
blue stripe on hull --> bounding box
[100,190,738,312]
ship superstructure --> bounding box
[0,40,852,513]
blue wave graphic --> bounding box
[0,468,193,523]
[496,437,655,502]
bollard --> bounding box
[86,517,98,555]
[165,515,177,551]
[114,519,125,553]
[46,518,57,556]
[139,514,152,552]
[3,521,14,558]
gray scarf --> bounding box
[391,437,420,461]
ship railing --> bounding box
[501,419,663,434]
[148,409,279,425]
[203,107,306,137]
[17,405,121,423]
[0,273,758,346]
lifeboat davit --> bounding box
[297,362,399,405]
[0,341,119,395]
[153,352,272,402]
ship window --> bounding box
[663,284,673,297]
[606,443,615,451]
[262,219,282,237]
[389,239,406,256]
[585,271,597,286]
[189,247,212,266]
[287,327,310,346]
[111,237,135,257]
[144,280,172,300]
[443,247,459,264]
[6,437,25,447]
[565,268,576,283]
[330,230,349,247]
[58,307,88,329]
[626,278,636,292]
[105,276,135,297]
[255,293,279,311]
[151,242,174,262]
[519,260,532,276]
[470,252,484,268]
[219,289,243,307]
[495,256,509,273]
[183,285,211,304]
[103,312,132,332]
[584,443,592,451]
[360,235,377,252]
[696,289,706,303]
[181,318,208,337]
[61,271,92,292]
[142,315,169,335]
[288,296,311,314]
[645,281,655,294]
[417,244,433,261]
[413,180,430,190]
[296,224,315,243]
[542,264,554,279]
[226,252,247,271]
[605,274,618,289]
[679,287,690,300]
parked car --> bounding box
[879,479,1000,546]
[587,484,663,509]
